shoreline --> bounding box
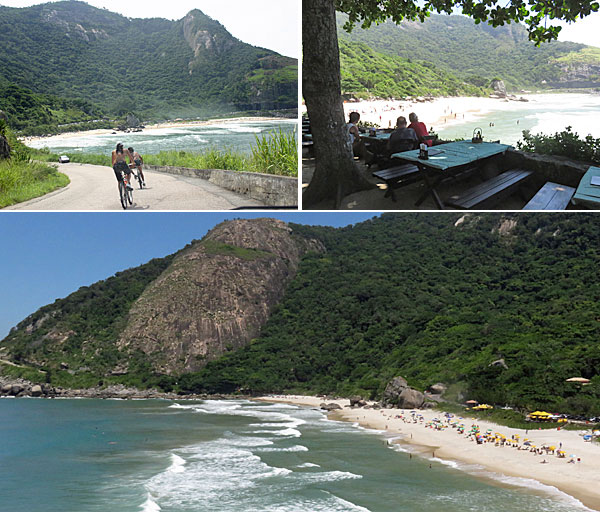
[21,116,296,146]
[256,395,600,511]
[301,91,600,141]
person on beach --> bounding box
[346,112,373,163]
[128,147,146,187]
[408,112,433,147]
[111,143,134,191]
[387,116,419,153]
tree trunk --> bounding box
[302,0,374,208]
[0,136,10,160]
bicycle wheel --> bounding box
[119,180,127,209]
[127,184,133,205]
[137,172,143,189]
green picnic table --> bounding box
[572,166,600,208]
[390,140,512,208]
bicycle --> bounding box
[133,168,144,189]
[118,171,133,209]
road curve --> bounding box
[4,162,264,210]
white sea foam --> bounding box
[140,493,161,512]
[297,462,320,468]
[167,454,186,474]
[295,470,362,484]
[255,445,309,453]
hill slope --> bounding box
[0,219,321,388]
[337,13,599,91]
[0,0,297,129]
[184,214,600,415]
[339,39,489,99]
[2,214,599,415]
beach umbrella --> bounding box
[465,400,478,404]
[566,377,590,383]
[523,441,531,446]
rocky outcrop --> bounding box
[490,79,507,98]
[117,219,324,374]
[382,376,425,409]
[427,383,447,395]
[320,402,342,411]
[349,395,367,407]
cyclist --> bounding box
[111,142,134,191]
[128,146,145,187]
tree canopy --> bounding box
[336,0,599,44]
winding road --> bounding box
[4,162,264,210]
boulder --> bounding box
[31,385,43,397]
[349,395,367,407]
[1,384,12,394]
[10,384,24,396]
[320,402,342,411]
[428,383,447,395]
[126,113,141,128]
[490,79,507,98]
[382,376,425,409]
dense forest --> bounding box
[340,40,490,99]
[0,1,297,133]
[337,13,598,92]
[183,214,600,415]
[2,214,599,415]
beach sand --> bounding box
[257,395,600,511]
[303,96,529,133]
[20,116,289,146]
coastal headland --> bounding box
[258,395,600,511]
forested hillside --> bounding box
[2,215,599,416]
[0,1,297,132]
[340,40,489,99]
[337,13,598,92]
[184,214,600,416]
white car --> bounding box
[58,155,70,163]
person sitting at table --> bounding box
[408,112,433,147]
[387,116,419,154]
[346,111,373,162]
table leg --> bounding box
[415,172,445,209]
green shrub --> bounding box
[517,126,600,164]
[251,128,297,176]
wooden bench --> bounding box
[372,163,421,201]
[446,169,532,209]
[523,182,575,210]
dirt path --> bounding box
[4,162,263,210]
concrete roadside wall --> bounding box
[145,164,298,207]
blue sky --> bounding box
[0,212,378,338]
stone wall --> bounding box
[503,149,590,191]
[145,164,298,207]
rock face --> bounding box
[490,79,507,98]
[382,376,425,409]
[117,219,324,374]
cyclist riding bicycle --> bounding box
[111,142,134,191]
[128,146,146,187]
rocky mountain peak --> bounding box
[117,219,324,375]
[182,9,235,60]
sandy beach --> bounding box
[257,395,600,511]
[303,95,533,132]
[20,116,289,146]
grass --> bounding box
[28,128,298,177]
[0,158,69,208]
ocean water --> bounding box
[0,398,592,512]
[435,93,600,147]
[27,119,297,156]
